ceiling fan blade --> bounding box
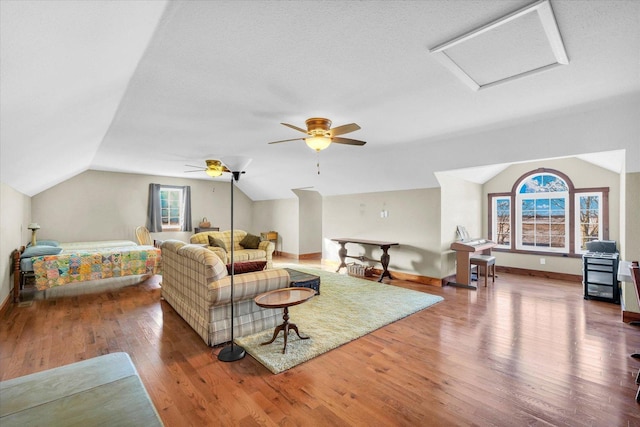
[184,169,205,173]
[329,123,360,137]
[268,138,305,144]
[281,123,308,134]
[185,164,205,169]
[332,137,366,146]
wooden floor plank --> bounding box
[2,258,640,426]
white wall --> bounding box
[436,173,483,278]
[294,189,323,255]
[0,183,31,305]
[322,188,442,278]
[252,198,299,255]
[30,170,255,243]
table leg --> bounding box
[336,241,348,272]
[260,307,310,354]
[378,245,393,282]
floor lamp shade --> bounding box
[220,156,252,176]
[218,156,252,362]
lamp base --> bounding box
[217,343,246,362]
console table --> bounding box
[331,238,399,282]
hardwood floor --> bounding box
[2,258,639,426]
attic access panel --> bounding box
[429,0,568,91]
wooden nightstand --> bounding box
[261,231,278,255]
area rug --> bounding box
[234,267,444,374]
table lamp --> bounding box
[28,223,41,246]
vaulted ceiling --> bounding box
[1,0,639,200]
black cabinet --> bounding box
[583,252,620,304]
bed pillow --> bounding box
[239,233,261,249]
[27,240,60,247]
[226,261,267,275]
[208,235,227,251]
[21,245,63,258]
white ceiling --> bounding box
[1,0,639,200]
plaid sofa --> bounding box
[160,240,290,346]
[190,230,275,269]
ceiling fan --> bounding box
[184,159,230,177]
[267,117,366,151]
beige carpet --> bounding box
[234,267,443,374]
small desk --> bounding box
[261,231,278,255]
[331,238,399,282]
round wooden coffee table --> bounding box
[254,287,316,354]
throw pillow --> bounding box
[21,245,63,258]
[208,235,227,251]
[226,261,267,275]
[239,233,261,249]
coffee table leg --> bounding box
[260,307,310,354]
[261,323,285,346]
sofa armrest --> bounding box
[258,240,274,255]
[207,268,290,306]
[206,246,228,264]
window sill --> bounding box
[492,248,582,259]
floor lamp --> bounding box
[217,156,252,362]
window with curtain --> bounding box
[488,168,608,256]
[147,183,192,232]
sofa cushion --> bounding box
[208,235,227,251]
[226,261,267,275]
[240,233,261,249]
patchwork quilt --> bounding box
[31,246,161,290]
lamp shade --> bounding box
[305,136,331,151]
[221,156,252,173]
[27,223,40,230]
[205,168,223,177]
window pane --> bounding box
[535,199,550,218]
[516,173,569,252]
[495,198,511,246]
[576,194,602,252]
[160,187,184,230]
[551,237,565,248]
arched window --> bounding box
[488,168,608,256]
[516,172,569,252]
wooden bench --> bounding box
[470,255,496,287]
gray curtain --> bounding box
[182,186,192,232]
[146,183,163,232]
[146,183,192,232]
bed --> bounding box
[11,240,161,303]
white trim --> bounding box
[429,0,568,91]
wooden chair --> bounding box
[135,226,152,246]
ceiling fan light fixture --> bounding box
[305,136,331,152]
[205,168,223,177]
